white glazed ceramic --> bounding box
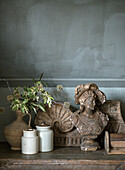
[36,126,53,152]
[21,129,38,154]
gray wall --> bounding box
[0,0,125,79]
[0,0,125,142]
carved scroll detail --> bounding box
[34,102,74,133]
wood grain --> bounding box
[110,133,125,141]
[1,142,125,169]
[111,141,125,148]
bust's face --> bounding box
[79,96,96,110]
[78,90,96,111]
[85,97,96,110]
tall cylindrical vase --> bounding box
[4,110,28,150]
[36,126,53,152]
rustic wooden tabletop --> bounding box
[0,142,125,170]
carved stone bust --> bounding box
[70,83,109,151]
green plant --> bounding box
[7,81,54,128]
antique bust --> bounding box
[70,83,109,151]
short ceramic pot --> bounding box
[36,126,53,152]
[21,129,38,154]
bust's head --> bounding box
[75,83,106,110]
[79,90,96,110]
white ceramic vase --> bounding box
[21,129,38,154]
[36,126,53,152]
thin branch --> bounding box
[39,73,43,81]
[28,113,32,128]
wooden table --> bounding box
[0,143,125,170]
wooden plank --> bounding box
[1,142,125,169]
[111,141,125,148]
[110,133,125,141]
[108,148,125,154]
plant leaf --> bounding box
[41,81,48,87]
[21,107,25,114]
[23,99,29,104]
[38,104,45,112]
[31,105,37,114]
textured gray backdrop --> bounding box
[0,0,125,141]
